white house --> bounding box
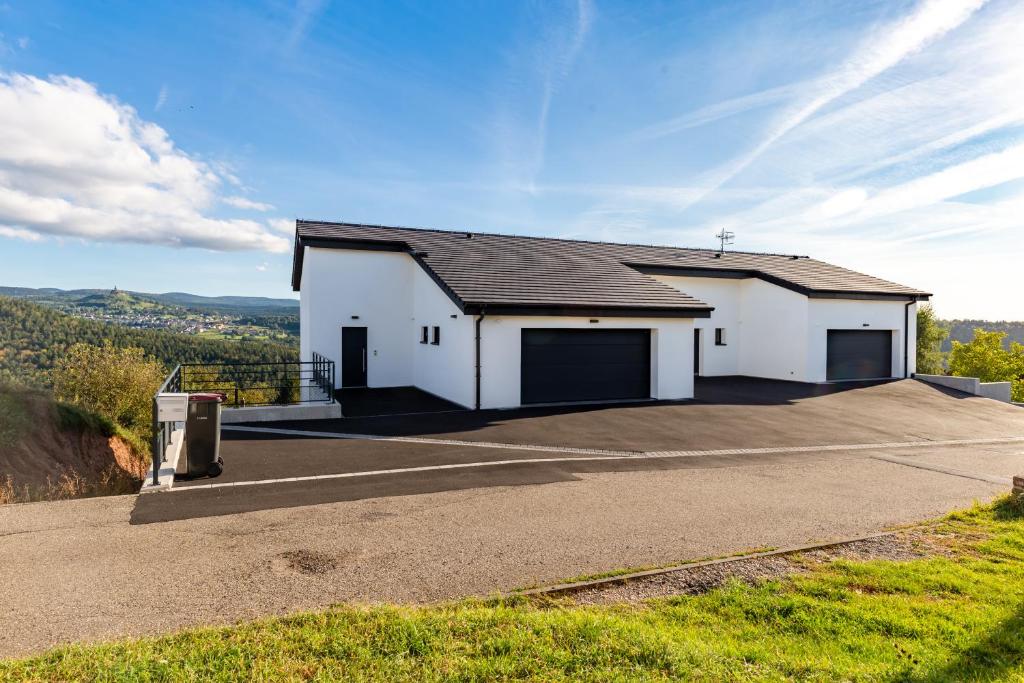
[293,220,930,410]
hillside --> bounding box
[0,286,298,346]
[0,286,298,314]
[941,319,1024,351]
[0,386,143,502]
[0,296,297,386]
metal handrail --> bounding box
[150,365,182,487]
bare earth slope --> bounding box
[0,387,142,501]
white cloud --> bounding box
[0,225,40,241]
[267,218,296,235]
[256,261,269,272]
[223,196,275,211]
[0,72,288,252]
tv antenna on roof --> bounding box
[715,229,735,254]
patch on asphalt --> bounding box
[270,550,338,576]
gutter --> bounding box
[474,308,486,410]
[904,300,914,378]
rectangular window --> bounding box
[420,326,428,344]
[715,328,727,346]
[431,326,441,345]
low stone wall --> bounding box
[915,375,1012,403]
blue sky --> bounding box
[0,0,1021,318]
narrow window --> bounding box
[431,326,440,345]
[715,328,727,346]
[420,326,428,344]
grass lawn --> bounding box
[3,497,1024,681]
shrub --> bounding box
[948,329,1024,402]
[51,342,167,446]
[915,304,948,375]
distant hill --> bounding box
[0,296,297,386]
[940,319,1024,352]
[0,286,297,314]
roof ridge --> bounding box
[296,219,810,259]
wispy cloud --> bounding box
[493,0,592,190]
[685,0,988,208]
[284,0,329,53]
[154,84,168,111]
[223,196,274,211]
[632,81,806,141]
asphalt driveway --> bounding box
[249,377,1024,451]
[131,378,1024,523]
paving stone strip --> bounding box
[513,530,931,603]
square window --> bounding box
[420,326,428,344]
[715,328,727,346]
[431,326,440,345]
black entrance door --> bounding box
[693,328,700,376]
[520,329,651,404]
[826,330,892,380]
[341,327,368,387]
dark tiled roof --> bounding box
[292,221,930,314]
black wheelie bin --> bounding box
[184,392,226,478]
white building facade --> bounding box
[295,222,928,410]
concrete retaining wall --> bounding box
[916,375,1012,403]
[979,382,1013,403]
[220,403,342,424]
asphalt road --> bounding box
[1,379,1023,658]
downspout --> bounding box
[904,300,914,378]
[474,307,486,410]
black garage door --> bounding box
[521,329,651,404]
[826,330,893,380]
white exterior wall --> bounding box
[807,299,914,381]
[653,275,741,376]
[479,316,694,409]
[411,265,476,408]
[738,279,810,381]
[300,247,415,387]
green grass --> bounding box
[4,498,1024,681]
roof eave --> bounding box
[462,303,714,318]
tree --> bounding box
[948,329,1024,402]
[916,304,948,375]
[51,342,167,445]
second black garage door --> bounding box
[521,329,651,404]
[826,330,893,380]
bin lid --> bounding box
[189,392,226,403]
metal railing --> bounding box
[149,357,335,486]
[151,365,183,487]
[177,358,335,408]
